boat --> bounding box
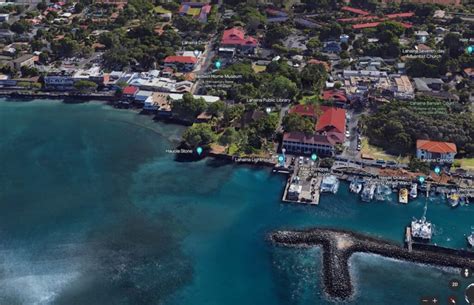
[468,231,474,248]
[361,183,376,202]
[447,190,460,208]
[349,179,363,194]
[375,184,392,201]
[399,188,408,204]
[320,175,340,194]
[409,183,417,199]
[411,201,432,241]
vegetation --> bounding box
[362,99,474,157]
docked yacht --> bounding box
[361,183,376,202]
[447,190,460,208]
[349,179,363,194]
[411,203,432,241]
[399,188,409,204]
[409,183,417,199]
[320,175,340,194]
[468,233,474,248]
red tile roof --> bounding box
[316,106,346,135]
[416,140,457,154]
[341,6,370,16]
[164,56,197,64]
[386,12,414,19]
[322,90,348,103]
[221,27,258,47]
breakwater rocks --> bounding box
[269,228,474,300]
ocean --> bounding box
[0,99,472,305]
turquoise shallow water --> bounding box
[0,99,473,305]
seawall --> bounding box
[269,228,474,300]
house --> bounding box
[221,27,258,54]
[414,31,429,44]
[321,90,349,107]
[323,41,341,53]
[0,14,9,22]
[135,90,153,103]
[163,56,197,72]
[416,140,457,163]
[413,78,444,92]
[282,132,336,156]
[179,2,212,23]
[392,75,414,100]
[463,68,474,81]
[10,54,37,70]
[122,86,139,98]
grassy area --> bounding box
[252,64,266,73]
[299,95,320,105]
[153,6,171,14]
[360,138,409,163]
[457,158,474,170]
[228,143,239,155]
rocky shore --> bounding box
[269,228,474,300]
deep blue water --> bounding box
[0,99,473,305]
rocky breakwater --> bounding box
[269,228,474,300]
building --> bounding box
[44,74,75,90]
[10,54,37,70]
[282,132,336,156]
[321,90,349,107]
[416,140,457,163]
[221,27,258,54]
[163,56,197,72]
[380,0,461,6]
[413,78,444,92]
[315,106,346,144]
[122,86,139,98]
[392,75,414,100]
[135,90,153,103]
[179,2,211,23]
[0,13,9,22]
[323,41,341,53]
[414,31,429,44]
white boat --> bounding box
[468,233,474,248]
[361,183,376,202]
[349,179,363,194]
[411,200,432,241]
[409,183,417,199]
[375,184,392,201]
[320,175,340,194]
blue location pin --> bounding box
[196,146,203,156]
[434,166,441,175]
[418,176,425,184]
[278,155,284,163]
[311,153,317,161]
[215,60,221,69]
[467,46,473,54]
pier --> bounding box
[270,227,474,300]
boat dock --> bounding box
[405,226,413,252]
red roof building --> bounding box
[123,86,139,97]
[164,56,198,64]
[322,90,349,105]
[416,140,457,163]
[315,106,346,144]
[416,140,457,154]
[221,27,258,48]
[341,6,370,16]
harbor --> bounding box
[270,227,474,300]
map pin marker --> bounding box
[196,147,203,156]
[193,49,200,57]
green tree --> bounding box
[282,113,315,133]
[51,38,79,58]
[182,123,216,148]
[266,76,297,100]
[171,93,208,122]
[74,80,98,92]
[207,101,225,117]
[10,20,30,34]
